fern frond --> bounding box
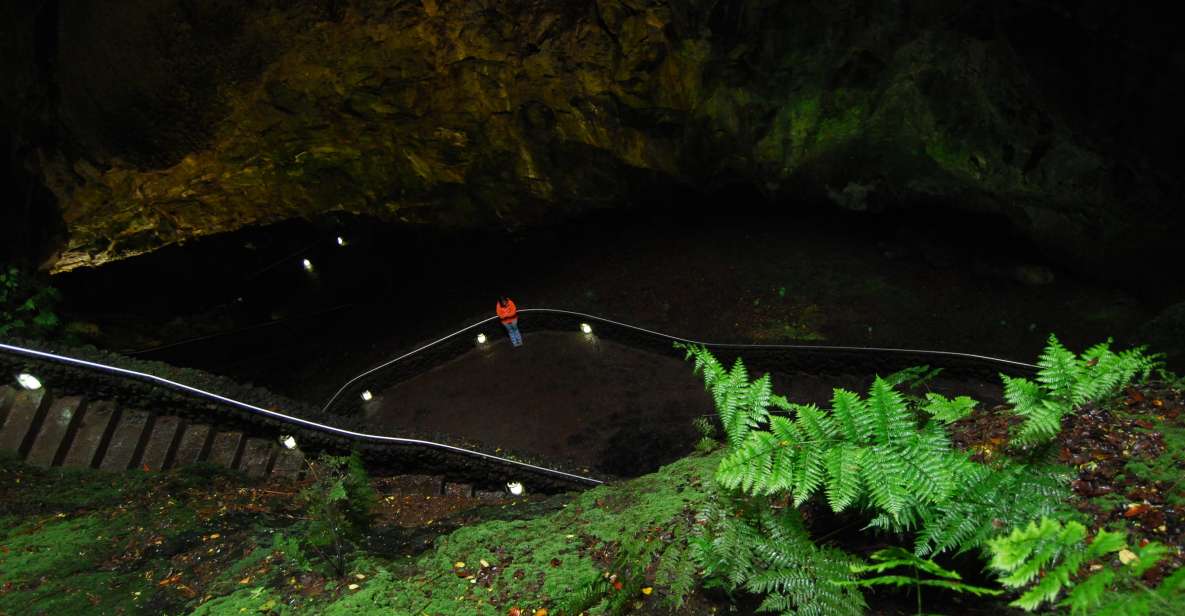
[830,388,869,442]
[1036,334,1082,403]
[823,444,864,511]
[861,446,910,520]
[988,518,1137,612]
[922,393,978,423]
[867,377,913,445]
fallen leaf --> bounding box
[533,609,548,616]
[348,583,359,590]
[454,561,465,569]
[480,559,490,568]
[1124,503,1150,518]
[642,586,653,595]
[1119,549,1138,565]
[508,607,522,616]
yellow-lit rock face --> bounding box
[33,1,1153,272]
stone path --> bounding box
[0,384,305,478]
[0,384,494,498]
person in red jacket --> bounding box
[496,296,523,347]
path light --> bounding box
[361,390,374,401]
[580,323,593,334]
[302,258,314,272]
[506,481,525,496]
[280,435,297,450]
[476,333,487,344]
[16,373,42,390]
[336,236,346,246]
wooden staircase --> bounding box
[0,385,305,478]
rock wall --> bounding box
[3,1,1181,277]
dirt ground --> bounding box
[365,331,1005,477]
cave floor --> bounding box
[364,331,1003,477]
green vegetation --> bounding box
[0,335,1179,615]
[0,265,62,338]
[988,518,1182,613]
[1002,335,1159,447]
[678,335,1177,615]
[296,452,378,576]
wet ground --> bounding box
[366,331,1004,477]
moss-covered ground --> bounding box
[0,449,722,615]
[2,375,1182,615]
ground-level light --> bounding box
[336,236,346,246]
[506,481,524,496]
[280,435,297,450]
[476,333,487,344]
[580,323,593,334]
[16,373,42,390]
[361,390,373,401]
[302,258,314,272]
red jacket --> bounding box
[496,299,518,324]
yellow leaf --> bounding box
[1119,549,1138,565]
[454,561,465,569]
[642,587,653,595]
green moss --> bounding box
[0,570,155,615]
[318,452,719,615]
[191,587,289,615]
[0,514,116,585]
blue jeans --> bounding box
[504,321,523,346]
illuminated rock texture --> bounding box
[2,1,1181,272]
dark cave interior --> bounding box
[2,2,1185,614]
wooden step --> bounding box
[173,423,212,467]
[61,401,119,469]
[238,438,275,477]
[25,396,84,467]
[207,431,245,468]
[99,408,151,471]
[141,416,183,470]
[0,389,50,456]
[0,385,16,427]
[271,447,305,478]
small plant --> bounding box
[883,365,944,391]
[987,517,1180,614]
[1004,335,1161,447]
[0,266,62,339]
[692,415,719,453]
[296,451,377,577]
[838,547,1001,615]
[692,495,866,616]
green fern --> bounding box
[1005,335,1162,447]
[692,495,866,616]
[987,517,1176,613]
[708,374,962,530]
[921,393,978,424]
[837,546,1001,615]
[914,459,1072,557]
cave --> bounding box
[2,2,1184,614]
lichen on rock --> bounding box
[12,1,1177,274]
